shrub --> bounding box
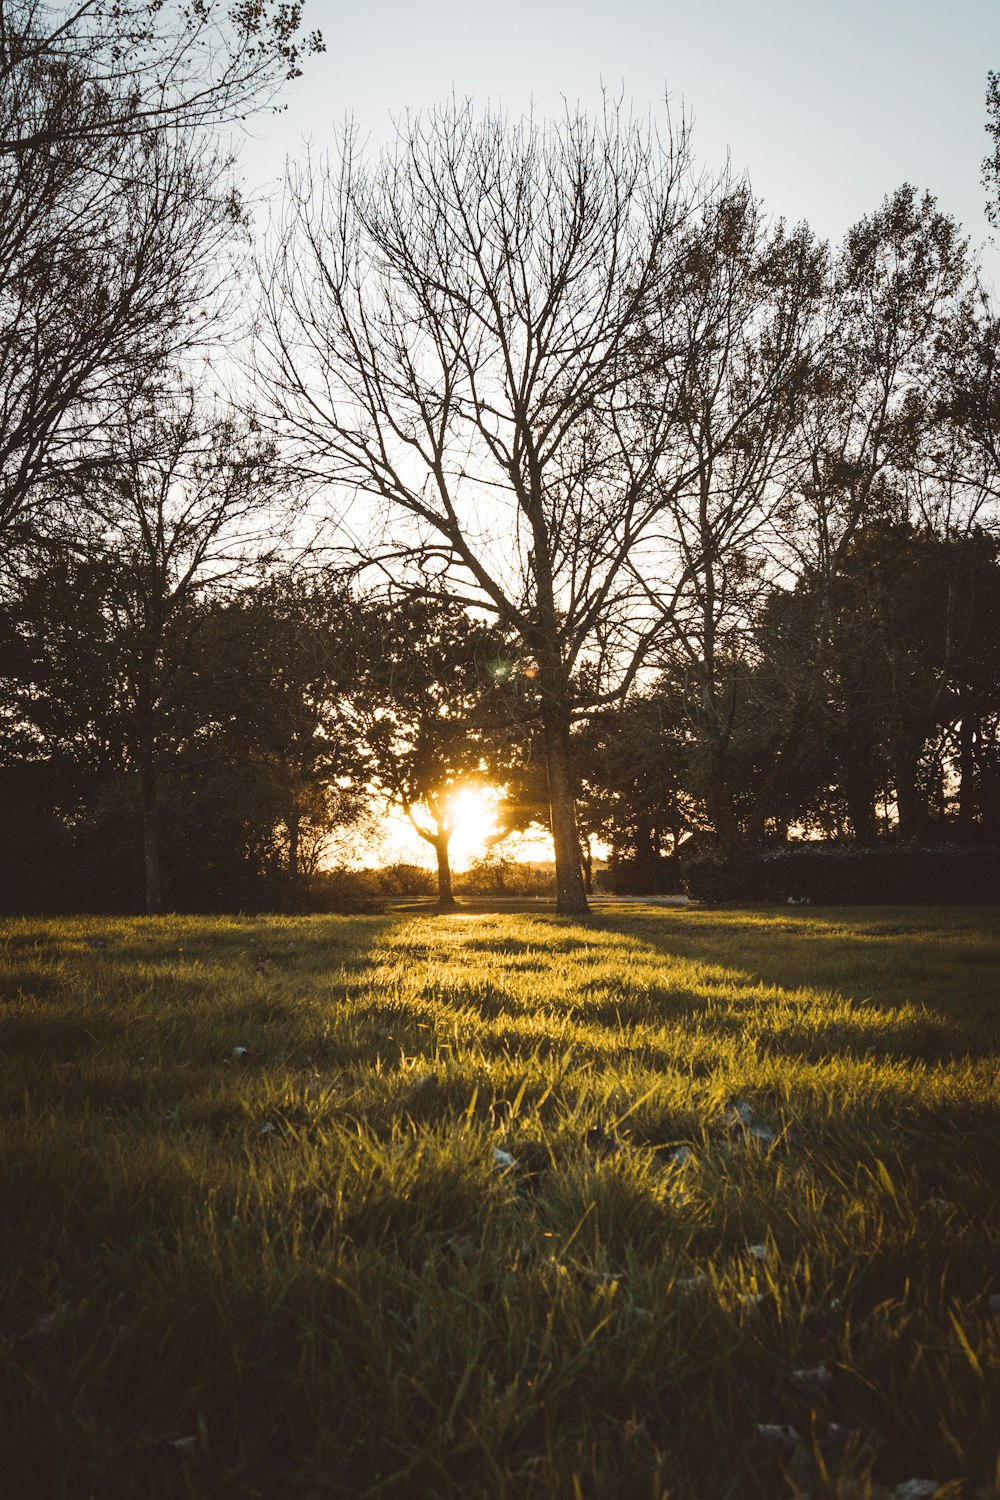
[299,867,387,913]
[456,858,555,897]
[681,845,1000,904]
[372,863,437,898]
[595,855,680,895]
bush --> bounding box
[372,863,437,898]
[681,845,1000,905]
[595,856,680,895]
[456,858,555,897]
[298,867,387,913]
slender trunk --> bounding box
[434,836,457,912]
[843,758,877,847]
[581,835,593,896]
[958,708,976,843]
[893,737,924,844]
[288,806,300,882]
[542,705,589,916]
[140,759,162,915]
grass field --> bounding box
[1,904,998,1499]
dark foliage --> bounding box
[682,845,1000,904]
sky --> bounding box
[241,0,1000,284]
[240,0,999,868]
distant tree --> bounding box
[261,100,729,915]
[193,571,370,888]
[62,392,287,911]
[0,557,373,912]
[719,189,975,849]
[574,687,689,892]
[784,189,969,576]
[357,596,520,911]
[753,522,1000,846]
[641,188,825,852]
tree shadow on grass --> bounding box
[0,914,410,1114]
[591,909,1000,1046]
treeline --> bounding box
[574,520,1000,892]
[1,8,999,914]
[4,523,999,912]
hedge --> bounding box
[681,845,1000,905]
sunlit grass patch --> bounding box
[1,906,998,1498]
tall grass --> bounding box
[1,906,998,1498]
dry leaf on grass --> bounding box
[753,1423,803,1454]
[789,1362,833,1394]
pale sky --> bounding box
[241,0,1000,281]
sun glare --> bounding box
[445,785,501,866]
[345,784,556,871]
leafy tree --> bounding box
[357,596,520,911]
[0,557,372,911]
[574,688,689,892]
[0,394,291,910]
[643,189,825,852]
[753,522,1000,846]
[191,571,370,888]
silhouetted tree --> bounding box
[261,99,731,915]
[0,0,320,559]
[59,392,287,910]
[574,687,689,892]
[641,189,825,851]
[357,596,519,911]
[194,571,369,888]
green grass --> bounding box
[1,904,998,1499]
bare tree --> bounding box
[0,0,320,561]
[260,99,719,914]
[0,0,323,159]
[0,125,239,557]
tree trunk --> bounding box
[958,708,976,843]
[893,737,925,844]
[542,706,589,916]
[434,836,457,912]
[139,760,162,915]
[705,746,740,857]
[288,805,300,882]
[842,749,878,846]
[581,835,593,896]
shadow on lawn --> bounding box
[0,914,408,1096]
[590,910,1000,1043]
